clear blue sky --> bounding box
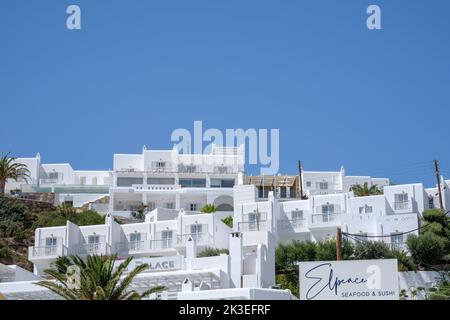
[1,0,449,186]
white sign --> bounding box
[298,259,399,300]
[116,256,183,273]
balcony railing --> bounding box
[116,241,148,253]
[28,244,67,259]
[177,233,212,246]
[279,218,306,230]
[310,213,341,224]
[394,201,410,210]
[150,239,176,250]
[39,178,60,185]
[75,243,109,256]
[238,220,267,232]
[386,242,407,251]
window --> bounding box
[88,235,100,254]
[45,237,57,255]
[161,230,173,248]
[321,204,334,222]
[117,177,143,187]
[210,179,235,188]
[291,210,304,220]
[129,233,141,251]
[80,177,86,185]
[390,233,404,249]
[359,205,373,214]
[394,193,409,209]
[179,178,206,188]
[130,233,141,242]
[92,177,97,185]
[190,203,197,211]
[163,202,174,209]
[428,197,435,209]
[248,212,260,231]
[317,182,328,190]
[49,172,59,180]
[147,178,175,185]
[306,181,311,187]
[190,224,203,235]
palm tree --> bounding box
[350,182,383,197]
[37,254,164,300]
[0,152,30,195]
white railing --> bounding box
[238,220,267,232]
[279,218,306,230]
[39,179,60,185]
[394,200,410,210]
[28,244,66,258]
[116,241,149,253]
[75,243,109,255]
[177,233,212,246]
[310,213,341,224]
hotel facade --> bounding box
[1,146,449,299]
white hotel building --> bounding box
[2,147,450,299]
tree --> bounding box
[350,182,383,197]
[353,241,392,260]
[406,208,450,267]
[315,238,354,261]
[406,233,448,267]
[37,254,164,300]
[221,216,233,228]
[200,204,217,213]
[0,152,30,195]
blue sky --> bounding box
[1,0,449,186]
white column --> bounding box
[229,232,243,288]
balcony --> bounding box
[39,178,60,185]
[116,241,149,254]
[309,213,341,228]
[238,220,267,232]
[75,243,110,256]
[394,200,411,211]
[150,239,177,250]
[386,242,407,251]
[278,218,306,231]
[28,243,67,261]
[177,233,213,246]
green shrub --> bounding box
[200,204,217,213]
[221,216,233,228]
[315,238,353,261]
[407,233,448,267]
[353,241,393,260]
[0,241,9,259]
[197,247,229,257]
[276,272,299,298]
[0,196,28,224]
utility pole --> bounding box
[336,228,343,261]
[298,160,304,199]
[434,160,444,210]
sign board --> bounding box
[116,256,184,273]
[298,259,399,300]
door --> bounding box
[88,235,100,254]
[161,230,173,249]
[45,237,57,255]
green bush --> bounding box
[0,241,9,259]
[200,204,217,213]
[315,238,353,261]
[276,272,299,298]
[197,247,229,257]
[428,273,450,300]
[407,233,448,267]
[353,241,393,260]
[33,209,105,228]
[221,216,233,228]
[0,196,28,224]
